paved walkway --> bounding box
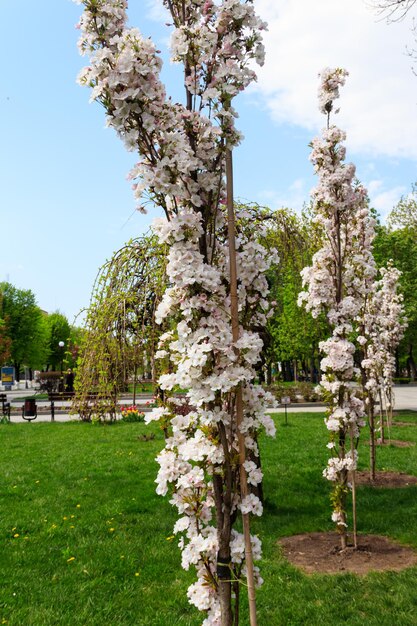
[4,385,417,424]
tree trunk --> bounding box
[395,348,400,378]
[266,361,272,386]
[368,398,376,481]
[309,357,315,383]
[213,452,233,626]
[407,343,416,380]
[14,363,20,382]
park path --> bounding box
[4,386,417,423]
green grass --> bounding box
[128,382,155,394]
[1,413,417,625]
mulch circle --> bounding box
[353,470,417,488]
[279,532,417,575]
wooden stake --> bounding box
[225,147,258,626]
[350,426,358,549]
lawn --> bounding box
[0,412,416,625]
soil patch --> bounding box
[354,470,417,488]
[279,532,417,575]
[364,439,415,448]
[378,439,415,448]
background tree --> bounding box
[0,282,48,379]
[44,311,71,371]
[370,0,416,20]
[0,292,12,366]
[373,191,417,378]
[263,207,329,383]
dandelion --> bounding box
[76,504,81,508]
[109,528,115,532]
[67,557,75,563]
[134,572,140,577]
[13,534,19,538]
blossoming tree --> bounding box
[359,261,407,477]
[298,68,377,549]
[75,1,276,624]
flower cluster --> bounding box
[120,404,145,422]
[299,68,377,537]
[317,67,348,115]
[75,1,273,623]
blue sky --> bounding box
[1,0,416,323]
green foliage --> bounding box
[0,282,48,374]
[44,311,71,371]
[0,416,416,625]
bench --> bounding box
[48,391,102,421]
[0,393,11,421]
[48,391,76,420]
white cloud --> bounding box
[145,0,169,23]
[259,178,310,213]
[367,181,406,220]
[253,0,417,160]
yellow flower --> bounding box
[166,535,175,541]
[109,528,115,533]
[63,516,68,521]
[76,504,81,508]
[134,572,140,577]
[13,534,19,538]
[67,557,75,563]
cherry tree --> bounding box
[298,68,377,549]
[75,1,275,624]
[359,262,407,476]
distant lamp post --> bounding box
[59,341,65,392]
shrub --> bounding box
[297,382,322,402]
